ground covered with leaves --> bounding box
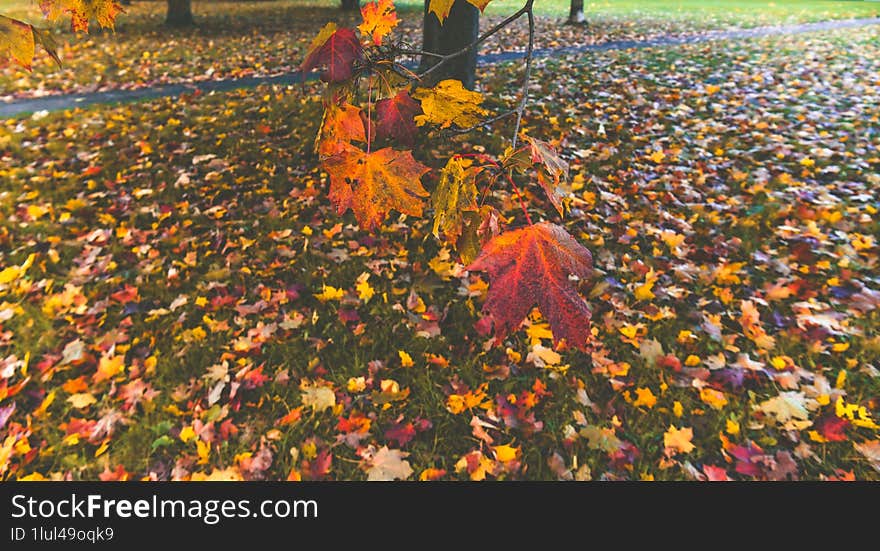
[1,4,879,481]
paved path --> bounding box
[2,16,878,118]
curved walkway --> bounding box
[2,16,878,118]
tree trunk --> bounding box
[340,0,359,11]
[420,0,479,90]
[568,0,585,24]
[166,0,194,27]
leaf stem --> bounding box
[366,75,373,154]
[505,170,533,226]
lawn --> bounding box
[1,1,879,481]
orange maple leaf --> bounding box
[322,145,430,230]
[41,0,123,33]
[358,0,399,46]
[316,103,369,157]
[467,222,593,350]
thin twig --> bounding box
[441,110,516,137]
[505,171,533,226]
[396,48,444,59]
[511,0,535,150]
[416,1,531,83]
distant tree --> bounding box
[341,0,360,11]
[166,0,194,27]
[420,0,480,90]
[568,0,585,24]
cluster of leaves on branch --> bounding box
[302,0,594,351]
[1,0,121,70]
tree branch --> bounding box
[441,110,517,137]
[511,0,535,149]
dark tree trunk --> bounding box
[568,0,585,24]
[340,0,359,11]
[420,0,479,90]
[166,0,194,27]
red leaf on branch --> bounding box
[467,222,593,350]
[375,90,422,146]
[300,27,363,83]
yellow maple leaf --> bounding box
[526,322,554,345]
[725,419,740,435]
[649,150,665,164]
[632,387,657,409]
[664,425,695,455]
[355,272,375,303]
[398,350,414,367]
[699,387,728,410]
[196,439,210,465]
[67,392,97,409]
[428,0,490,24]
[0,16,35,70]
[179,426,196,443]
[413,79,488,129]
[0,266,20,285]
[493,444,520,463]
[634,268,657,301]
[94,354,125,383]
[314,285,345,302]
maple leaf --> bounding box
[300,22,337,69]
[300,27,363,83]
[413,79,488,129]
[0,16,35,70]
[527,137,571,217]
[428,0,491,24]
[316,103,368,158]
[466,222,593,350]
[322,144,430,230]
[663,425,695,456]
[358,0,399,46]
[364,446,413,481]
[41,0,123,33]
[300,381,336,413]
[813,413,850,442]
[431,156,480,241]
[757,391,814,430]
[374,90,422,146]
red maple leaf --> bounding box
[300,27,363,83]
[384,422,416,446]
[375,90,422,146]
[467,222,593,350]
[815,413,850,442]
